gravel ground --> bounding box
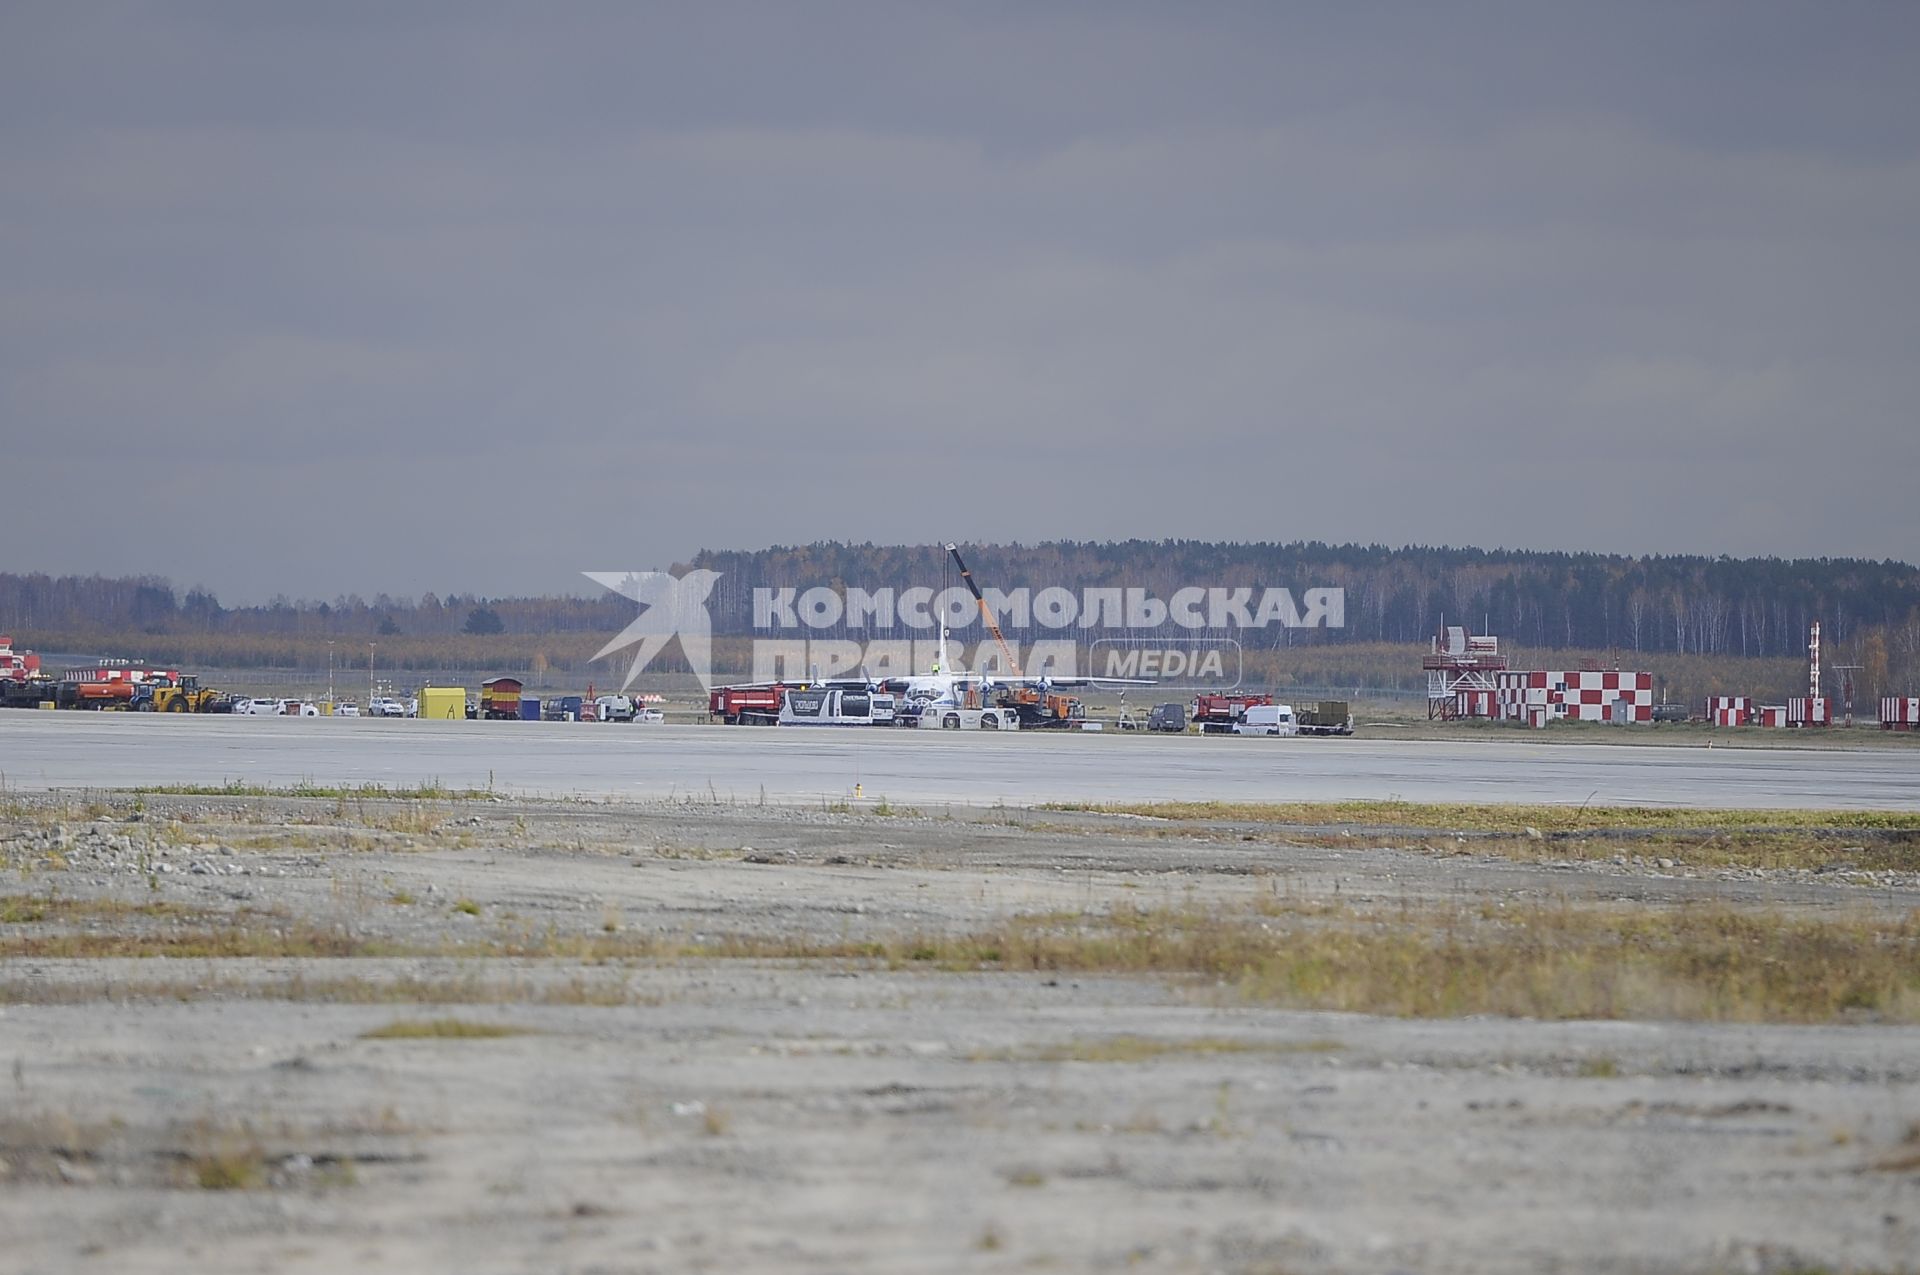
[2,794,1918,1274]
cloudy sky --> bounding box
[5,2,1916,601]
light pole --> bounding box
[369,642,376,707]
[327,641,335,707]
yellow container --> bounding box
[418,687,466,721]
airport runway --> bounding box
[2,712,1915,809]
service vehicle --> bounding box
[594,693,636,722]
[1191,693,1272,734]
[1296,700,1354,736]
[777,684,898,727]
[1146,702,1187,732]
[709,684,785,725]
[1232,703,1298,736]
[543,695,586,722]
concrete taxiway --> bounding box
[2,712,1915,809]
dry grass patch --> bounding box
[0,969,647,1007]
[734,898,1920,1024]
[359,1018,535,1040]
[131,780,488,801]
[1040,801,1920,873]
[1043,800,1920,836]
[0,917,436,960]
[992,1035,1343,1064]
[1874,1121,1920,1173]
[0,893,207,925]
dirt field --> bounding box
[3,794,1918,1274]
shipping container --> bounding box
[418,687,466,720]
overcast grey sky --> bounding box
[4,2,1916,601]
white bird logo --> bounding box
[584,569,723,691]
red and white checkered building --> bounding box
[1495,670,1655,725]
[1704,696,1753,726]
[1879,697,1920,731]
[1756,705,1789,728]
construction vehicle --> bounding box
[944,543,1149,728]
[135,675,231,713]
[948,542,1079,727]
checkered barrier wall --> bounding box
[1494,670,1655,723]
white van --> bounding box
[595,694,636,722]
[1232,703,1297,736]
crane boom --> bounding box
[944,543,1022,677]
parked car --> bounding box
[368,696,408,718]
[1232,703,1298,736]
[286,700,320,718]
[1146,702,1187,732]
[231,697,282,716]
[636,707,665,724]
[333,702,360,717]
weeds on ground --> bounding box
[1037,800,1920,873]
[980,1036,1342,1064]
[0,893,207,925]
[690,897,1920,1024]
[131,778,491,801]
[1040,800,1920,835]
[359,1018,533,1040]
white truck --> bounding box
[1232,703,1297,736]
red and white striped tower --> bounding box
[1809,622,1822,700]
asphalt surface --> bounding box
[2,711,1916,809]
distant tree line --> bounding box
[687,541,1920,660]
[4,541,1919,695]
